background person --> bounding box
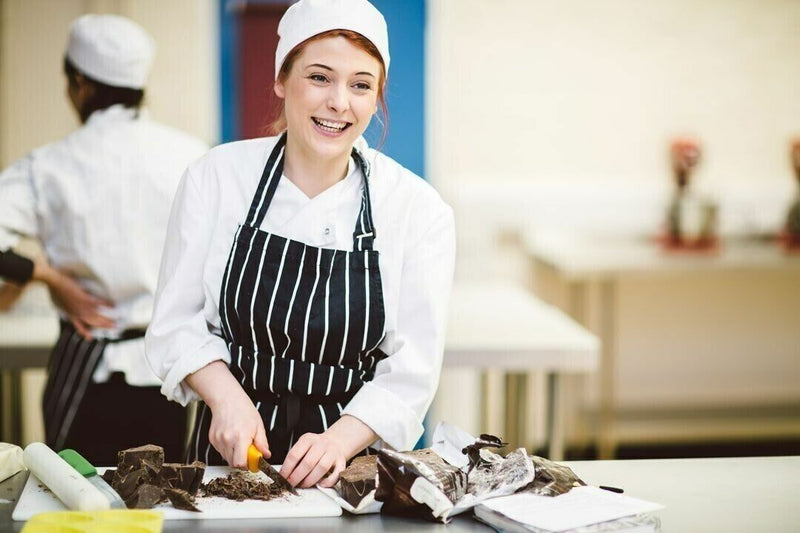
[0,14,208,462]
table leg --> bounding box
[481,370,505,438]
[504,373,525,449]
[547,372,565,461]
[597,280,617,459]
[568,282,587,323]
[1,369,21,444]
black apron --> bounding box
[188,134,387,465]
[42,321,147,451]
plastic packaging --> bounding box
[0,442,26,483]
[522,455,586,497]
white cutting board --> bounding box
[12,466,341,520]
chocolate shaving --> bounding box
[462,433,507,474]
[201,471,289,502]
[518,455,586,497]
[164,488,201,512]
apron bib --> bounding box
[189,134,387,464]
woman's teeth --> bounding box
[313,118,349,132]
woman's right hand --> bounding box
[187,361,271,468]
[207,388,270,468]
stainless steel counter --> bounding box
[6,456,799,531]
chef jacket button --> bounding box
[324,227,331,236]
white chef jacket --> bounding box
[0,104,208,385]
[145,135,456,451]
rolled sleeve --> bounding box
[343,205,456,451]
[145,167,229,405]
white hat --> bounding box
[66,14,155,89]
[275,0,390,79]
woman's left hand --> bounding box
[280,432,347,488]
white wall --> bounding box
[428,0,800,192]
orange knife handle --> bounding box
[246,444,261,473]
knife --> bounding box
[58,448,126,509]
[247,444,298,495]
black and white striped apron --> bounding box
[189,134,387,465]
[42,320,145,450]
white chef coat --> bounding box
[0,104,208,385]
[145,135,456,451]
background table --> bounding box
[0,309,58,444]
[525,231,800,458]
[444,282,599,460]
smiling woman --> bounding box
[271,29,389,144]
[145,0,455,491]
[273,34,386,198]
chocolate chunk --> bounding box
[141,459,161,478]
[183,461,206,495]
[117,444,164,473]
[164,488,201,512]
[155,463,179,487]
[156,462,206,496]
[115,468,147,500]
[101,469,115,485]
[128,484,164,509]
[106,444,207,511]
[340,455,377,508]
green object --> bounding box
[58,449,126,509]
[58,449,96,477]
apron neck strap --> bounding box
[245,133,287,228]
[244,133,377,251]
[351,148,377,251]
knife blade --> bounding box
[247,444,298,495]
[58,448,126,509]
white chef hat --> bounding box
[66,14,156,89]
[275,0,390,79]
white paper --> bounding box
[478,486,664,532]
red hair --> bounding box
[269,29,389,148]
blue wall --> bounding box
[219,0,426,178]
[364,0,426,178]
[218,1,240,145]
